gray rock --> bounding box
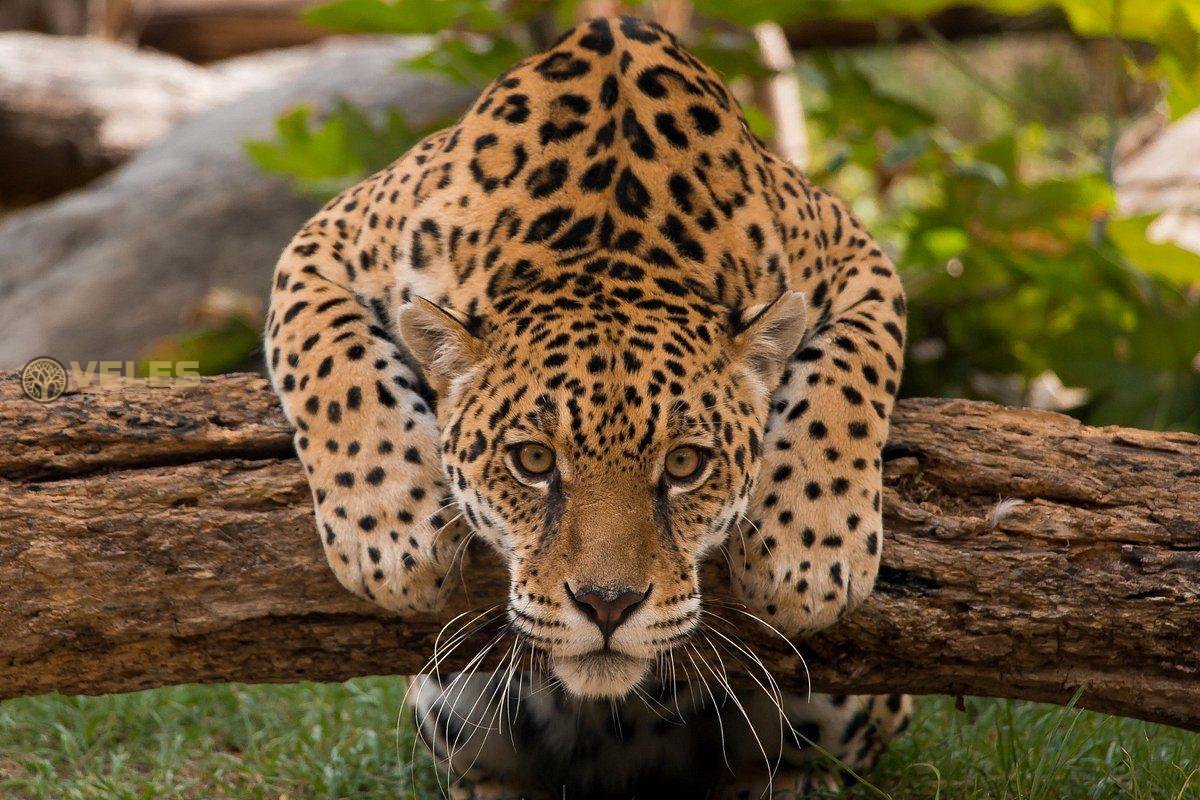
[0,38,473,369]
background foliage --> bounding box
[249,0,1200,431]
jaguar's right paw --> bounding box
[311,473,470,616]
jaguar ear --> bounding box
[397,296,487,397]
[730,291,808,389]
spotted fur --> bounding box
[266,17,908,798]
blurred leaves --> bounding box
[403,35,525,85]
[1053,0,1200,119]
[693,0,1200,120]
[1108,216,1200,284]
[245,0,1200,430]
[795,33,1200,432]
[140,289,265,376]
[246,100,447,196]
[304,0,504,35]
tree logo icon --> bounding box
[21,356,68,403]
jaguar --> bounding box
[266,16,910,798]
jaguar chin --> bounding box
[551,650,653,699]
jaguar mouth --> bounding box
[551,650,652,699]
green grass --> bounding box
[0,680,438,800]
[1,681,1195,799]
[863,696,1199,800]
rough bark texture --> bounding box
[1,373,1197,732]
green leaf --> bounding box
[402,36,525,86]
[806,51,937,152]
[304,0,503,35]
[1108,216,1200,284]
[245,105,363,192]
[1157,52,1200,117]
[689,36,773,81]
[141,318,263,377]
[923,227,970,260]
[951,159,1008,187]
[881,132,931,169]
[742,103,776,141]
[245,101,450,197]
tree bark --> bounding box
[0,373,1197,732]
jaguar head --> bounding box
[398,283,805,698]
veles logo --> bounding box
[19,358,201,403]
[20,357,69,403]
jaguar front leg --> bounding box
[265,184,466,614]
[731,191,907,635]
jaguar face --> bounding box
[399,285,806,698]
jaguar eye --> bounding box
[664,445,708,484]
[511,442,555,479]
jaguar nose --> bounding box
[565,582,652,639]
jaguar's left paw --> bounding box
[730,513,880,637]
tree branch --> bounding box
[1,373,1197,731]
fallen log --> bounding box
[0,372,1197,732]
